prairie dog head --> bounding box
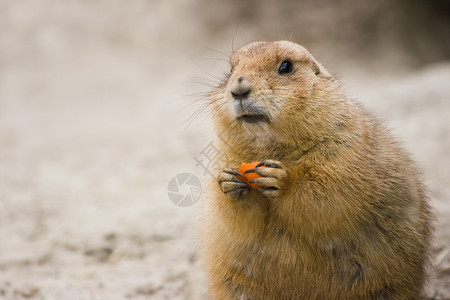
[211,41,335,147]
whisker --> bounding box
[190,57,224,82]
[179,98,214,137]
[232,22,240,53]
[204,57,230,64]
[167,90,210,107]
[188,78,221,88]
[178,94,211,113]
[199,45,231,60]
[176,78,218,87]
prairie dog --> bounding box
[202,41,432,299]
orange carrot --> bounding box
[237,161,264,188]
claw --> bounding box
[243,168,257,175]
[258,160,282,169]
[249,160,286,198]
[255,162,265,168]
[221,181,249,193]
[218,168,252,200]
[250,177,280,189]
[223,168,243,177]
[227,187,250,199]
[219,175,246,184]
[254,185,279,191]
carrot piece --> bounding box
[237,161,264,189]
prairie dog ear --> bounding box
[310,58,331,79]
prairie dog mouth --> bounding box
[237,113,270,124]
[234,101,270,124]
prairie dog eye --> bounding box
[278,60,293,74]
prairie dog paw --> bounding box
[218,168,251,200]
[244,160,287,198]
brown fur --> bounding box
[201,41,432,299]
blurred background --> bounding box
[0,0,449,299]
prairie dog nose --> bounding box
[230,76,251,99]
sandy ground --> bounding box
[0,1,449,299]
